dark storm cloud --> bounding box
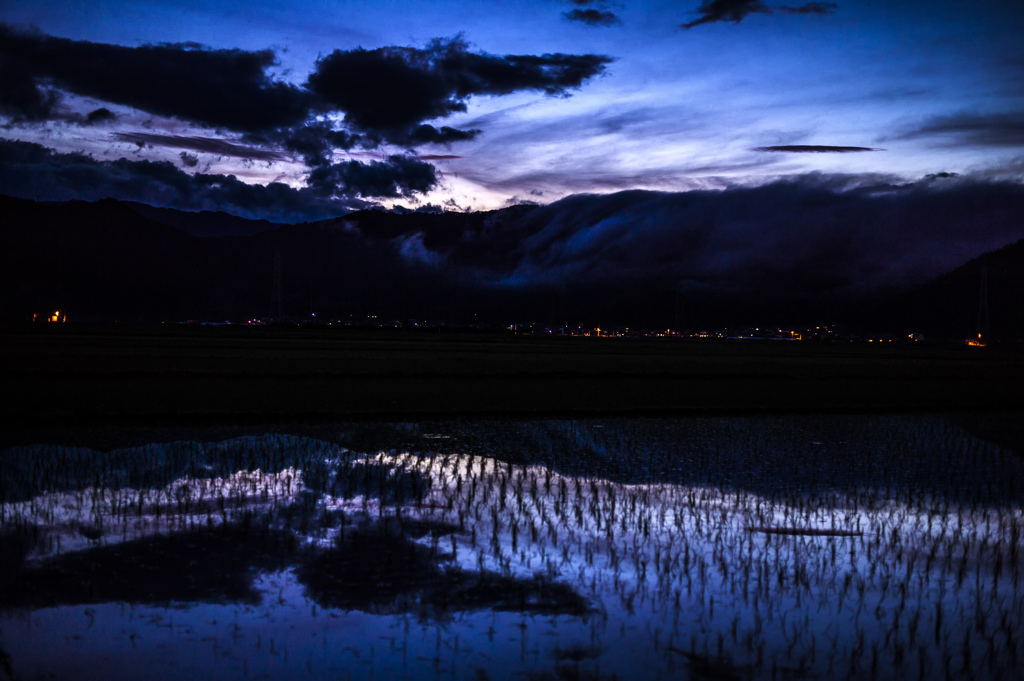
[256,120,475,172]
[39,134,435,210]
[85,107,116,125]
[375,174,1024,299]
[0,24,312,133]
[777,2,838,14]
[113,132,291,162]
[898,111,1024,148]
[0,25,610,205]
[682,0,772,28]
[681,0,836,29]
[262,121,363,168]
[0,25,609,148]
[752,145,881,152]
[417,154,463,160]
[564,8,622,26]
[306,37,612,141]
[306,156,438,199]
[0,138,366,222]
[403,124,481,146]
[0,59,59,121]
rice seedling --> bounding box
[0,415,1022,679]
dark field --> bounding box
[3,325,1024,428]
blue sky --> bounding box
[1,0,1022,213]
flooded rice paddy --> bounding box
[2,415,1023,680]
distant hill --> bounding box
[1,195,233,322]
[2,194,1021,335]
[873,238,1024,342]
[124,202,283,238]
[0,195,526,324]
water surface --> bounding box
[2,415,1022,680]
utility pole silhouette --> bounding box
[674,291,679,333]
[976,265,990,342]
[270,251,283,321]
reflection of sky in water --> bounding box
[6,578,597,680]
[2,415,1023,680]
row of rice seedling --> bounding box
[339,416,1024,679]
[1,466,306,557]
[1,414,1022,679]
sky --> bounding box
[1,1,1023,307]
[2,0,1022,215]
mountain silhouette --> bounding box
[2,194,1021,339]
